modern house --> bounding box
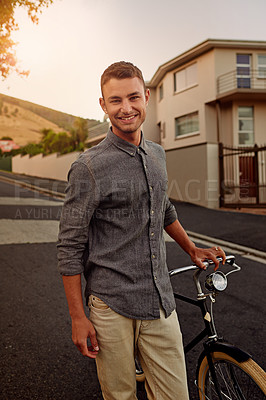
[144,39,266,209]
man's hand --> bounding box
[190,246,226,271]
[62,275,99,359]
[72,316,99,359]
[165,220,226,271]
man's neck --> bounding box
[111,128,141,147]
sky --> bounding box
[1,0,266,122]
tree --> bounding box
[4,119,89,157]
[19,142,43,156]
[41,129,77,154]
[41,129,56,153]
[1,135,13,140]
[72,117,88,147]
[0,0,54,79]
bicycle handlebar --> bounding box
[169,255,236,277]
[169,255,240,296]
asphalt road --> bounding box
[0,180,265,400]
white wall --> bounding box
[12,152,81,181]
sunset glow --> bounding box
[1,0,265,121]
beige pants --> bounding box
[88,295,189,400]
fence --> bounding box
[219,143,266,208]
[0,156,12,172]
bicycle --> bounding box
[136,255,266,399]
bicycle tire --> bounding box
[197,350,266,399]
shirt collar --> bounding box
[107,128,147,156]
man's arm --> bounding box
[62,274,99,359]
[165,219,226,270]
[58,162,100,358]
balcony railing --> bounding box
[217,69,266,95]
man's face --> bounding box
[99,77,150,140]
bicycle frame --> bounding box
[174,291,216,354]
[173,280,224,399]
[170,255,239,400]
[170,255,238,354]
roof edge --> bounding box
[148,38,266,88]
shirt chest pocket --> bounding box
[100,179,148,209]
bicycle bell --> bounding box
[205,271,227,292]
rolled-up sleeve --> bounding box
[163,195,177,228]
[57,160,99,275]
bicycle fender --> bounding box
[197,341,252,372]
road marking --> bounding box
[0,197,63,206]
[0,219,59,244]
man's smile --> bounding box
[118,114,138,121]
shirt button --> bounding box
[151,232,154,236]
[154,276,157,280]
[152,254,156,259]
[144,164,147,169]
[149,186,153,191]
[151,210,154,214]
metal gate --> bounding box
[219,143,266,208]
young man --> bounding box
[58,61,225,399]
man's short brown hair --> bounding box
[100,61,146,96]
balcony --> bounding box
[217,69,266,102]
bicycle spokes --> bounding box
[203,361,264,399]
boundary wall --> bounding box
[12,152,81,181]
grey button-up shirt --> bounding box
[57,129,177,319]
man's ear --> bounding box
[99,97,107,114]
[145,89,150,106]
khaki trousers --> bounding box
[88,295,189,400]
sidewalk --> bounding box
[1,170,265,253]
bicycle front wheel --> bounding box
[197,351,266,400]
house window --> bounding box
[174,63,197,93]
[159,83,164,101]
[258,54,266,77]
[238,106,254,145]
[236,54,251,88]
[175,111,199,138]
